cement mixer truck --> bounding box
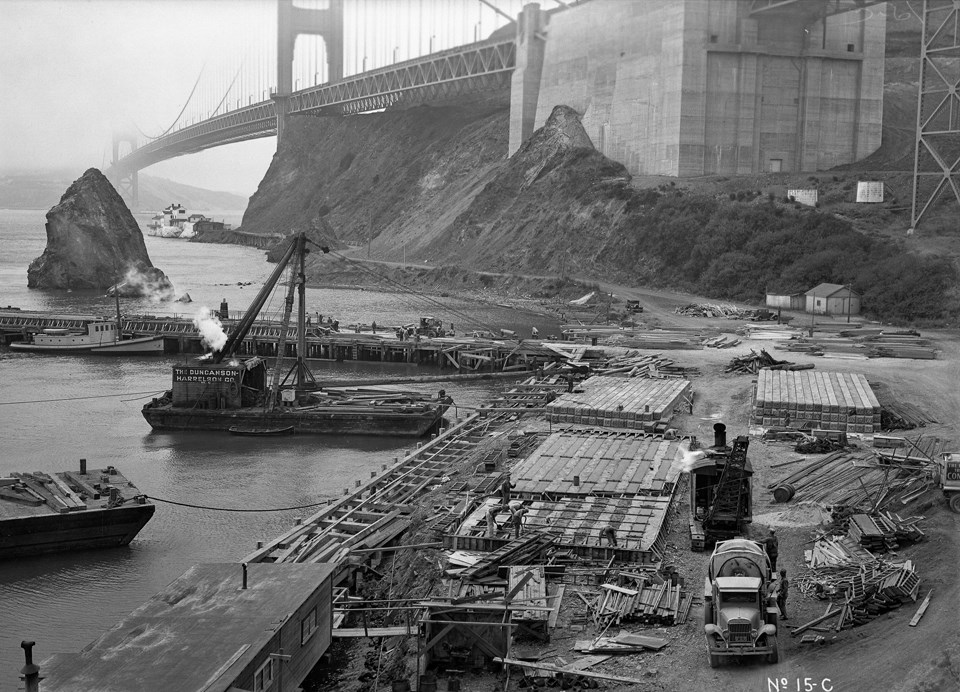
[703,538,780,667]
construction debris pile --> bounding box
[724,349,810,374]
[769,450,935,509]
[702,335,741,348]
[599,328,712,350]
[593,350,700,379]
[674,303,774,319]
[581,570,692,629]
[794,559,921,633]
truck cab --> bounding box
[940,453,960,513]
[703,539,779,667]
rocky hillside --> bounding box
[234,3,958,324]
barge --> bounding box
[0,461,154,558]
[141,232,451,437]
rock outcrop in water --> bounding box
[27,168,174,298]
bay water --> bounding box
[0,207,559,686]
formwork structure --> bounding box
[752,369,881,433]
[453,496,673,564]
[511,429,686,497]
[451,429,686,563]
[545,376,692,429]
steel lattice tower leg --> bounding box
[911,0,960,232]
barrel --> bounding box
[446,679,461,692]
[391,680,410,692]
[772,483,796,503]
[419,675,438,692]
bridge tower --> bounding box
[275,0,344,143]
[111,131,139,208]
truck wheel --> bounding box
[709,653,721,668]
[767,644,779,664]
[949,494,960,514]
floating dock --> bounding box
[752,369,881,433]
[545,375,692,429]
[0,462,154,558]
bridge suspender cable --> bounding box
[134,64,207,142]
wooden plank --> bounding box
[908,590,932,627]
[493,657,646,684]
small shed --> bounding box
[41,563,335,692]
[765,292,805,311]
[804,283,860,316]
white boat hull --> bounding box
[11,335,164,355]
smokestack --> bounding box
[242,563,248,590]
[713,423,727,448]
[20,641,42,692]
[80,458,87,474]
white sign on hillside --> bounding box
[857,181,884,202]
[787,189,818,206]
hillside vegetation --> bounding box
[231,3,958,326]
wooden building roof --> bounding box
[510,428,685,497]
[41,563,334,692]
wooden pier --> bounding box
[0,308,563,370]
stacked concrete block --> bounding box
[752,369,881,434]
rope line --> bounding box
[145,494,332,512]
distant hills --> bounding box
[0,169,248,213]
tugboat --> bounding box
[141,233,452,437]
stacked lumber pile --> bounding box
[702,335,741,348]
[725,349,807,374]
[874,435,945,463]
[600,328,712,350]
[736,323,799,339]
[458,533,554,584]
[593,581,686,626]
[768,451,931,509]
[775,332,936,360]
[872,383,939,430]
[795,561,920,631]
[805,535,876,568]
[846,511,926,550]
[752,369,881,433]
[593,351,699,379]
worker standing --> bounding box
[763,529,779,571]
[371,320,377,334]
[776,569,789,619]
[531,326,539,339]
[501,476,516,506]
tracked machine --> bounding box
[689,423,753,551]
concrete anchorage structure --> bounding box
[508,0,886,176]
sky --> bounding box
[0,0,525,196]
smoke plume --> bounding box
[193,307,228,351]
[112,266,176,302]
[679,442,706,472]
